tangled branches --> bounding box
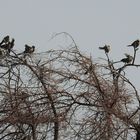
[0,34,139,140]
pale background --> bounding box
[0,0,140,88]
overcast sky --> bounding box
[0,0,140,88]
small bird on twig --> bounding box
[0,38,15,53]
[17,44,35,56]
[24,44,35,54]
[128,39,140,48]
[99,45,110,53]
[121,54,133,64]
[0,35,10,45]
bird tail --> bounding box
[99,47,104,49]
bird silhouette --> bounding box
[121,54,133,64]
[99,45,110,53]
[24,44,35,54]
[0,35,10,46]
[0,38,15,53]
[128,40,140,48]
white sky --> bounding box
[0,0,140,88]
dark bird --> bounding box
[24,44,35,54]
[121,54,133,64]
[99,45,110,53]
[0,35,10,45]
[0,38,15,53]
[128,39,140,48]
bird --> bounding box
[99,45,110,53]
[0,35,10,46]
[0,38,15,53]
[17,44,35,56]
[128,39,140,48]
[24,44,35,54]
[124,53,131,58]
[121,54,133,64]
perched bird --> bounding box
[0,35,10,45]
[124,53,131,58]
[17,44,35,56]
[121,54,133,64]
[121,58,131,64]
[128,39,140,48]
[0,38,15,53]
[99,45,110,53]
[24,44,35,54]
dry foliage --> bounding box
[0,33,139,140]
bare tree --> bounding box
[0,33,139,140]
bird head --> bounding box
[107,45,111,49]
[25,44,29,48]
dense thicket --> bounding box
[0,33,139,140]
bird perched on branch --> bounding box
[99,45,110,53]
[121,54,133,64]
[17,44,35,56]
[24,44,35,54]
[128,39,140,48]
[0,38,15,53]
[0,35,10,45]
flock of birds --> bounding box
[99,39,140,64]
[0,35,35,56]
[0,35,138,65]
